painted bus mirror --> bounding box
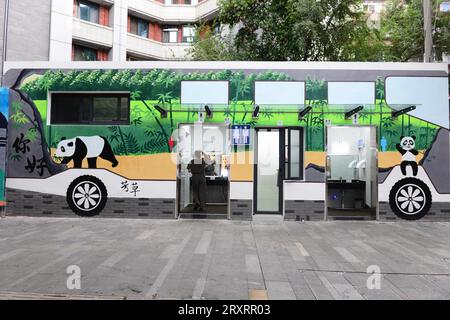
[298,106,312,120]
[345,106,364,120]
[252,105,260,120]
[392,105,416,119]
[154,105,168,118]
[205,105,213,119]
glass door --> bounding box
[255,129,283,214]
[325,126,378,220]
[177,123,231,217]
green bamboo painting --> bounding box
[22,70,438,156]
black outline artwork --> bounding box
[66,175,108,216]
[56,136,119,169]
[396,136,419,176]
[389,177,432,220]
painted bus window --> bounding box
[51,93,130,125]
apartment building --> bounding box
[0,0,219,75]
[68,0,219,62]
[362,0,386,28]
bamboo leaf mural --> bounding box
[24,128,38,143]
[9,154,22,161]
[17,69,440,156]
[157,91,174,133]
[376,77,385,142]
[131,91,171,153]
[124,132,140,154]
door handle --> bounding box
[277,169,282,187]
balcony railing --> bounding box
[72,18,113,48]
[128,0,218,22]
[127,33,191,60]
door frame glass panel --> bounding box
[254,127,285,215]
[286,127,305,180]
[176,123,231,218]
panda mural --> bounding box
[55,136,119,169]
[54,136,118,217]
[396,136,419,176]
[389,136,432,220]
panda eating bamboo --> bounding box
[55,136,119,169]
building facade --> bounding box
[363,0,386,28]
[0,0,218,76]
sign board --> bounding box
[0,88,9,216]
[328,82,375,105]
[255,81,305,105]
[232,125,251,145]
[181,81,229,105]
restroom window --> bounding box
[285,128,304,180]
[51,93,130,125]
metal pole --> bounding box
[1,0,10,86]
[423,0,433,62]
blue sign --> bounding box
[0,88,9,120]
[232,125,251,145]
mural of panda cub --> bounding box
[396,135,418,176]
[55,136,119,169]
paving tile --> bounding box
[249,289,268,300]
[266,281,296,300]
[0,217,449,300]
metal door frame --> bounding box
[253,127,285,215]
[324,125,379,220]
[175,122,231,219]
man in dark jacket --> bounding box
[187,150,207,212]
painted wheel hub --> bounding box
[395,184,425,215]
[73,182,102,212]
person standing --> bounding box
[188,150,207,212]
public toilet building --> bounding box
[0,61,449,221]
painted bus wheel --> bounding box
[66,175,108,217]
[389,177,432,220]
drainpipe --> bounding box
[1,0,10,86]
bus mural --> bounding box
[2,62,449,221]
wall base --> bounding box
[6,188,450,222]
[284,200,325,221]
[379,201,450,221]
[230,199,252,221]
[5,188,176,219]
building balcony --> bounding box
[72,18,113,49]
[127,33,191,60]
[196,0,219,20]
[128,0,218,23]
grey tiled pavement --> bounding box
[0,216,449,300]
